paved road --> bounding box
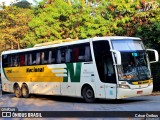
[0,93,160,120]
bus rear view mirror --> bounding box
[110,50,121,65]
[146,49,159,63]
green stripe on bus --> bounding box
[64,63,82,82]
[2,67,8,81]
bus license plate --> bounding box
[137,91,143,94]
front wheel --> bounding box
[82,86,95,103]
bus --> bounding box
[1,36,159,102]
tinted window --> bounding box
[2,42,92,67]
[2,54,9,67]
[93,41,116,83]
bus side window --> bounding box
[8,55,12,67]
[79,44,91,62]
[61,47,66,63]
[65,48,72,63]
[41,51,49,64]
[20,54,25,66]
[85,46,91,62]
[25,54,28,65]
[28,54,32,65]
[32,52,36,65]
[48,51,52,64]
[73,47,79,62]
[71,43,91,63]
[78,46,85,62]
[41,52,45,64]
[12,54,19,67]
[57,49,61,64]
[51,49,57,64]
[36,52,41,65]
[2,55,9,67]
[44,51,49,64]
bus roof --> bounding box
[92,36,141,41]
[1,36,141,55]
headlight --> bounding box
[118,84,130,89]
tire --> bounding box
[21,84,30,98]
[14,84,22,98]
[82,86,95,103]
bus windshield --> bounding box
[112,40,151,81]
[112,40,144,51]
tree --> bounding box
[103,0,160,49]
[1,0,160,50]
[0,6,33,52]
[11,1,32,8]
[0,1,6,9]
[24,0,112,47]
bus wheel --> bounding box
[82,86,95,103]
[21,84,30,98]
[14,84,22,98]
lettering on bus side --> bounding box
[64,63,82,82]
[26,67,44,72]
[6,70,12,73]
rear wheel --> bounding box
[82,86,95,103]
[21,84,30,98]
[14,84,22,98]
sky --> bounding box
[0,0,42,6]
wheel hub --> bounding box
[86,89,93,98]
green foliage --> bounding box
[0,0,160,50]
[24,0,113,47]
[0,6,33,52]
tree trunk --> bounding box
[17,41,20,49]
[11,41,14,49]
[67,0,71,5]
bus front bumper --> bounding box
[116,85,153,99]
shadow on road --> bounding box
[29,94,149,104]
[2,93,149,104]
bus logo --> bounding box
[26,67,44,72]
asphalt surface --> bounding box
[0,93,160,120]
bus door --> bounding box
[93,40,117,99]
[102,54,117,99]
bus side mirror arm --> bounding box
[110,50,121,65]
[146,49,159,63]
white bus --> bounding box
[1,36,159,102]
